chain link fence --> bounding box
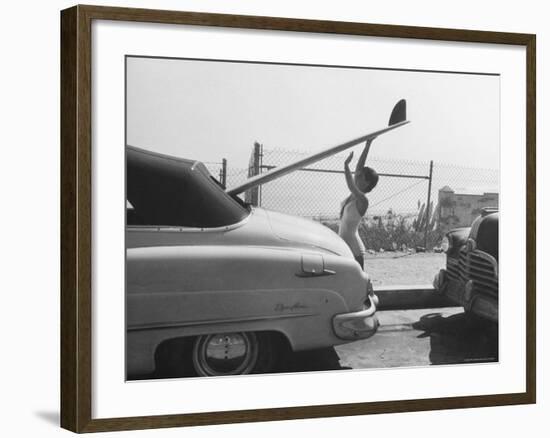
[203,162,250,191]
[206,143,498,251]
[258,146,432,218]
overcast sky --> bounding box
[126,56,499,171]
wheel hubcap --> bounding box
[193,332,258,376]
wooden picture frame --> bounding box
[61,4,536,433]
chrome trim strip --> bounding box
[126,210,252,234]
[127,311,316,332]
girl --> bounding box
[339,138,379,269]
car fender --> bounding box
[126,245,367,375]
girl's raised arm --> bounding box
[355,138,375,175]
[345,152,368,214]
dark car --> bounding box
[433,207,499,323]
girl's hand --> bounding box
[345,151,354,166]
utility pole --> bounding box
[424,160,434,250]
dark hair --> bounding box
[357,166,379,192]
[340,167,379,219]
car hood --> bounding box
[262,209,353,257]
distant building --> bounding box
[438,186,498,231]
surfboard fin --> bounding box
[389,99,406,126]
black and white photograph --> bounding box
[1,0,543,435]
[125,56,500,379]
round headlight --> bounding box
[441,236,450,253]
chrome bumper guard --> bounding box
[333,293,379,341]
[433,269,448,292]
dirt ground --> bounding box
[364,252,446,286]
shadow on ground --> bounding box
[413,312,498,365]
[278,347,349,373]
[131,345,347,380]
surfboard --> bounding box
[227,99,409,196]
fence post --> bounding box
[424,160,434,250]
[220,158,227,188]
[247,142,261,206]
[258,143,263,206]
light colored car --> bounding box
[126,145,379,378]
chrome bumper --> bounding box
[333,294,379,341]
[468,295,498,322]
[433,269,498,323]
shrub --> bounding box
[322,212,445,252]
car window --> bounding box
[126,146,249,228]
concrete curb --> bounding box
[374,284,455,310]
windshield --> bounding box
[126,146,249,228]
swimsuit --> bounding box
[339,198,366,269]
